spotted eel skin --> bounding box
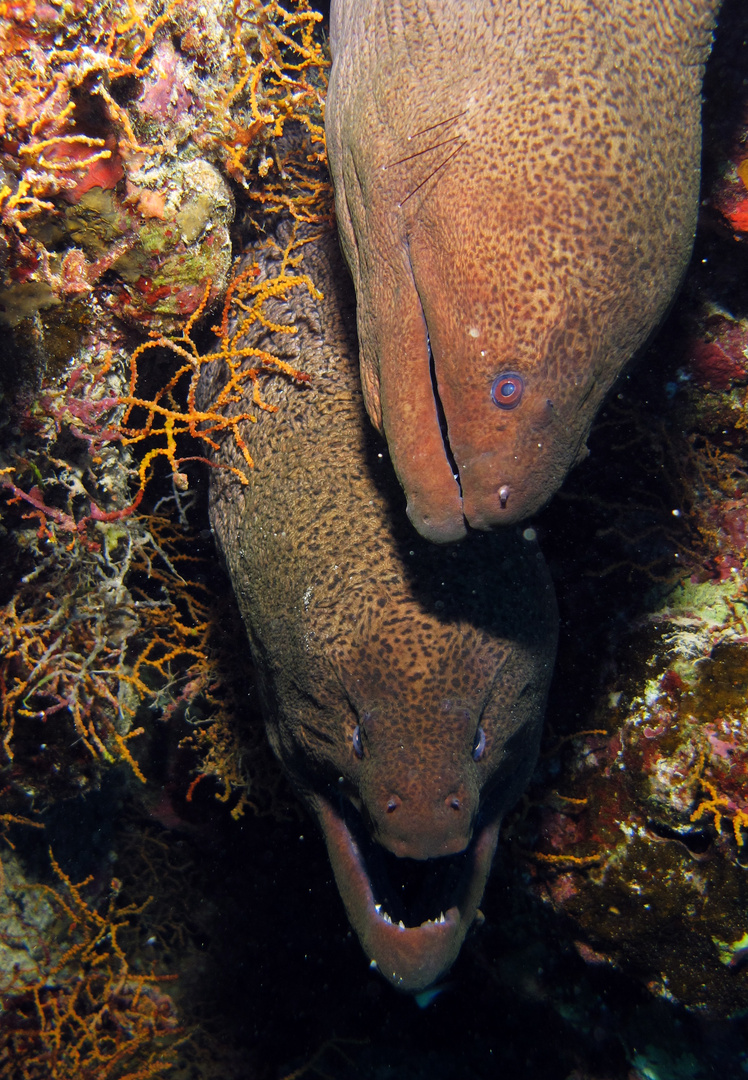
[327,0,722,541]
[200,226,558,991]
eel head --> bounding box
[266,580,555,993]
[327,0,714,542]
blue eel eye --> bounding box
[472,726,486,761]
[491,372,524,410]
[352,725,363,758]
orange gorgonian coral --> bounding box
[0,0,328,244]
[0,0,330,813]
[0,850,182,1080]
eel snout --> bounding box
[363,775,478,860]
[378,300,578,542]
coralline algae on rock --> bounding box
[519,634,748,1015]
[0,0,326,337]
[107,157,234,334]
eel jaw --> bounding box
[314,794,500,993]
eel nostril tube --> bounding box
[499,485,510,508]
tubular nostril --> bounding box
[448,797,461,811]
[386,798,399,814]
[498,485,510,508]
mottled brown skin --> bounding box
[200,228,557,991]
[326,0,721,542]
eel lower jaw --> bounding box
[405,496,466,545]
[314,794,500,993]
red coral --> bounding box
[48,136,126,202]
[660,669,685,695]
[716,499,748,557]
[136,39,194,123]
[687,340,747,391]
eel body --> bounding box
[326,0,721,542]
[200,228,558,991]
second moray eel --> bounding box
[200,228,558,991]
[327,0,721,541]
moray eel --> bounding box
[326,0,721,542]
[200,228,558,991]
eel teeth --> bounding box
[375,906,448,927]
[420,912,448,927]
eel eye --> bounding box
[472,726,486,761]
[352,724,363,759]
[491,372,524,410]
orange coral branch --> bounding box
[0,849,182,1078]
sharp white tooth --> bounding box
[398,920,405,929]
[383,912,392,924]
[374,904,381,913]
[439,912,446,923]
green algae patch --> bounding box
[631,1047,702,1080]
[658,576,748,637]
[713,930,748,968]
[138,219,169,257]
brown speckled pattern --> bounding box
[199,227,557,865]
[327,0,721,541]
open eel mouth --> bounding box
[314,794,500,992]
